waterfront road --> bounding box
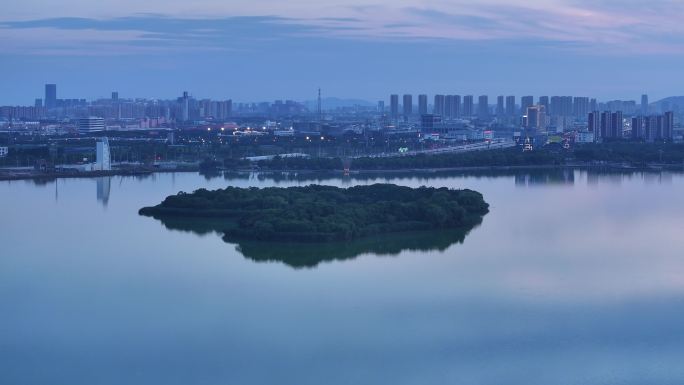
[356,138,516,159]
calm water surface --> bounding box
[2,170,684,385]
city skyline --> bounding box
[2,83,678,108]
[2,1,684,104]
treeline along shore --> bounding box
[250,142,684,172]
[4,142,684,181]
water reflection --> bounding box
[583,169,676,186]
[4,169,684,385]
[148,215,482,269]
[96,177,111,206]
[232,228,476,268]
[514,168,575,186]
[224,168,678,189]
[199,168,222,181]
[6,168,682,209]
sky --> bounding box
[1,0,684,104]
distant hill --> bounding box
[303,97,375,111]
[653,96,684,111]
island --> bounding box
[139,184,489,243]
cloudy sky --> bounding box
[2,0,683,104]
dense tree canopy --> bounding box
[140,184,489,242]
[573,142,684,164]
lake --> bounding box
[2,169,684,385]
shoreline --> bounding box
[2,162,683,182]
[0,167,199,182]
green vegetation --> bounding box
[252,142,684,172]
[573,142,684,164]
[257,147,561,171]
[140,184,489,243]
[257,156,343,171]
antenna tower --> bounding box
[317,87,322,123]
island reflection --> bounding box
[151,216,482,269]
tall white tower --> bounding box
[96,137,111,171]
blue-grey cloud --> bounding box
[0,8,683,105]
[3,0,684,58]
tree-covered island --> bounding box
[139,184,489,243]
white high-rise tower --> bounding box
[96,137,111,171]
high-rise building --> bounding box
[505,96,516,117]
[112,92,119,101]
[418,94,428,116]
[478,95,489,118]
[641,94,649,115]
[199,99,211,118]
[390,94,399,120]
[521,96,534,117]
[645,115,658,141]
[377,101,385,113]
[496,96,504,117]
[550,96,573,117]
[562,96,574,117]
[180,91,190,121]
[539,96,549,111]
[549,96,561,116]
[445,95,454,119]
[34,99,43,108]
[213,100,229,118]
[611,111,623,138]
[600,111,612,139]
[573,97,589,118]
[588,111,600,140]
[96,137,112,171]
[463,95,474,117]
[631,116,644,140]
[525,105,546,132]
[600,111,623,139]
[226,100,233,119]
[452,95,462,118]
[45,84,57,109]
[590,98,598,112]
[433,94,445,117]
[200,99,232,120]
[663,111,674,140]
[403,94,412,118]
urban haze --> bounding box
[2,1,684,385]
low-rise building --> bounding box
[575,131,595,143]
[78,117,105,133]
